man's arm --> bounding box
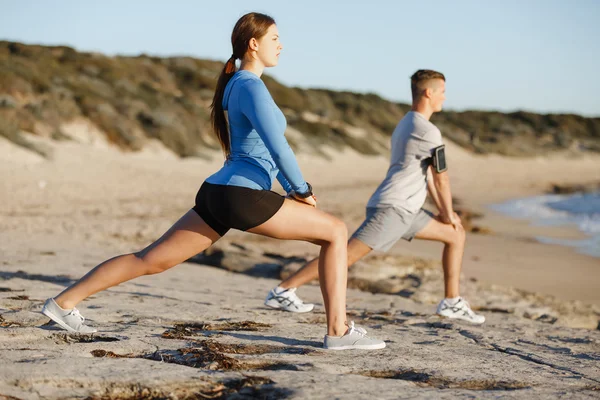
[427,165,443,213]
[430,166,462,230]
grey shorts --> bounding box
[351,207,434,252]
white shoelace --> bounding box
[69,308,85,323]
[347,321,367,336]
[454,298,477,317]
[284,288,304,305]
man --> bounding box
[265,69,485,324]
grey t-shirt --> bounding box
[367,111,443,214]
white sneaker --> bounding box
[264,287,314,313]
[324,321,386,350]
[436,297,485,324]
[41,298,97,333]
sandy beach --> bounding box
[1,136,600,399]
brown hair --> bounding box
[210,12,276,156]
[410,69,446,101]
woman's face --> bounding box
[254,24,282,67]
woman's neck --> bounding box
[240,59,264,77]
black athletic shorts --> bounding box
[192,182,285,236]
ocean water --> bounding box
[490,192,600,258]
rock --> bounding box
[188,243,600,330]
[279,260,308,281]
[455,208,493,234]
[0,94,17,108]
[350,260,417,281]
[2,241,600,399]
[549,181,600,194]
[470,226,493,234]
[188,242,307,279]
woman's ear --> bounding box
[248,37,259,52]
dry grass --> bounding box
[161,321,272,340]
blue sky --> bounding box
[1,0,599,116]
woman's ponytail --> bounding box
[210,54,237,156]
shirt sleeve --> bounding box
[276,171,293,194]
[238,79,309,194]
[418,127,444,158]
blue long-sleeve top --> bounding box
[206,70,308,194]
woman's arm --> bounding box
[239,79,309,194]
[276,171,293,194]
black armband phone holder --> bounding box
[432,145,448,173]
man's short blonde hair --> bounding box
[411,69,446,100]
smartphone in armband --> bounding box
[432,144,447,173]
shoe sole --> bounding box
[324,343,387,350]
[41,307,97,333]
[437,313,485,324]
[264,299,314,313]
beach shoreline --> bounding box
[2,138,600,399]
[1,137,598,306]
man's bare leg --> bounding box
[413,217,465,298]
[414,217,484,323]
[279,238,373,290]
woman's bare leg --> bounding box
[248,199,348,337]
[54,210,221,309]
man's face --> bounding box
[430,79,446,112]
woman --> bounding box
[41,12,385,351]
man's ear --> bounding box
[424,87,433,99]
